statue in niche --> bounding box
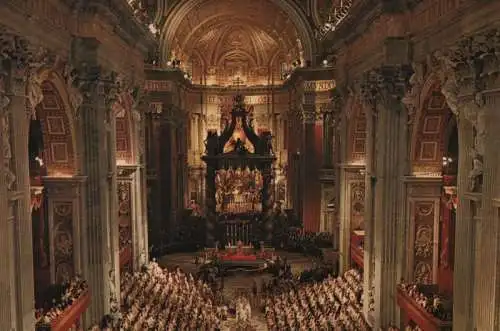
[468,149,483,192]
[27,73,44,112]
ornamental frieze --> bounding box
[302,80,336,92]
[205,94,271,105]
[144,80,174,92]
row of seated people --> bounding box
[264,269,369,331]
[116,262,227,330]
[35,275,88,328]
[398,282,452,321]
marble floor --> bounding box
[159,251,319,331]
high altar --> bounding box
[202,95,276,246]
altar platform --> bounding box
[159,250,316,275]
[201,244,276,272]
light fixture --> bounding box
[148,24,157,34]
[442,156,453,167]
[35,156,44,166]
[323,59,328,66]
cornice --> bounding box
[282,67,336,90]
[321,0,384,54]
[84,0,157,56]
[146,68,290,94]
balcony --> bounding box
[397,286,452,331]
[350,230,364,269]
[37,290,91,331]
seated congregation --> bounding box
[264,269,369,331]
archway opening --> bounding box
[159,0,313,87]
[29,79,77,309]
[439,116,458,296]
[29,117,49,307]
[405,80,456,326]
[114,93,135,273]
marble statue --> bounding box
[468,150,483,192]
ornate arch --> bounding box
[34,78,77,176]
[410,75,453,176]
[160,0,315,65]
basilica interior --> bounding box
[1,0,500,330]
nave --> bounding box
[96,251,368,331]
[2,1,500,330]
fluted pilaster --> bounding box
[452,116,475,331]
[205,165,216,246]
[72,37,118,324]
[262,165,274,243]
[362,105,375,319]
[9,74,36,330]
[360,65,411,328]
[0,66,16,330]
[472,93,500,330]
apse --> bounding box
[159,0,312,86]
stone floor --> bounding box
[159,251,319,331]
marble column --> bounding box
[9,63,36,330]
[72,37,119,324]
[301,104,322,232]
[0,61,18,330]
[337,109,350,274]
[361,66,410,328]
[469,92,500,331]
[145,111,162,247]
[169,118,178,240]
[451,111,475,331]
[131,106,148,268]
[192,113,199,158]
[362,103,375,319]
[107,95,120,312]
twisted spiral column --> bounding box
[261,165,274,243]
[205,165,217,246]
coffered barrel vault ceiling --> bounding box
[159,0,315,86]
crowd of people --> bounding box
[264,269,369,330]
[115,262,227,330]
[35,275,88,328]
[398,282,452,321]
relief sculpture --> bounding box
[53,202,74,283]
[414,261,432,284]
[414,225,433,258]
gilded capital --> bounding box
[360,65,412,111]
